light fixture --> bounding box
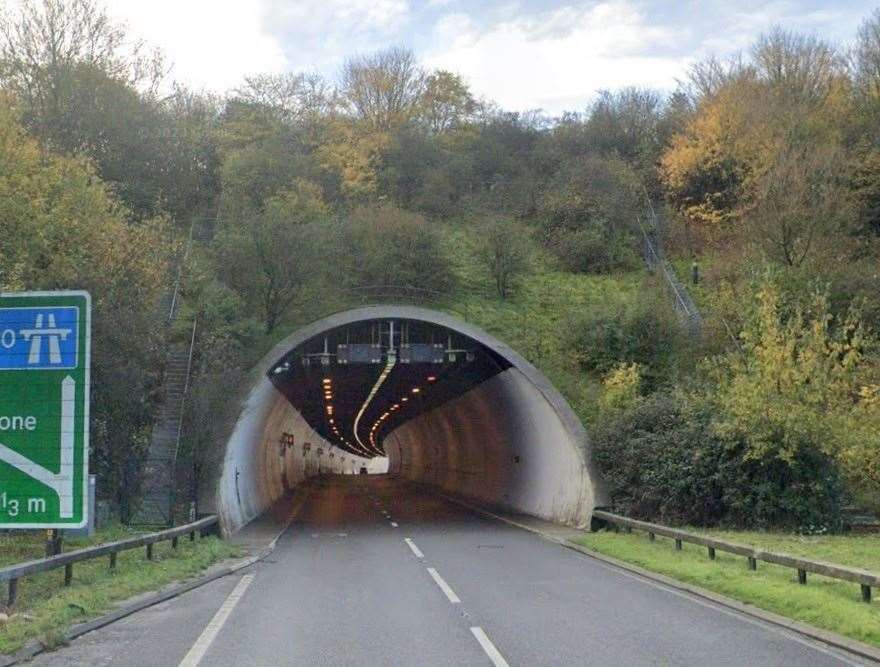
[412,388,421,394]
[427,376,437,382]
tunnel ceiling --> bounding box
[268,318,512,459]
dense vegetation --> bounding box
[1,0,878,530]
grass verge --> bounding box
[575,530,880,648]
[0,531,240,655]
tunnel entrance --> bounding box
[212,306,606,534]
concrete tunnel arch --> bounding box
[212,305,608,534]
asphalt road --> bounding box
[33,476,864,666]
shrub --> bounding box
[333,203,456,294]
[591,392,845,530]
[476,216,534,299]
[546,224,639,274]
[568,288,684,387]
[598,362,643,415]
[536,154,641,273]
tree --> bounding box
[752,28,841,108]
[340,47,425,130]
[852,9,880,105]
[537,155,641,273]
[477,217,533,299]
[214,179,328,332]
[747,142,851,266]
[233,71,336,125]
[713,282,866,466]
[583,88,665,175]
[314,117,390,201]
[417,70,476,133]
[0,0,164,145]
[333,204,454,293]
[0,99,171,520]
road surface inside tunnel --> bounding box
[33,476,859,666]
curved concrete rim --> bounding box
[261,304,590,456]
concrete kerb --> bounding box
[437,492,880,666]
[0,493,308,667]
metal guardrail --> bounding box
[0,516,219,607]
[593,511,878,603]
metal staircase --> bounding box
[638,201,702,337]
[134,225,197,526]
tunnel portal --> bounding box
[213,306,606,533]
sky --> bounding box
[104,0,878,114]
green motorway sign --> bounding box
[0,291,90,528]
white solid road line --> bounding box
[427,568,461,604]
[404,538,424,559]
[178,575,255,667]
[470,627,510,667]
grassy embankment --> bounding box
[576,529,880,647]
[0,526,239,655]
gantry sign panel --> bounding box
[0,291,90,528]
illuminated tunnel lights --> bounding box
[352,354,397,455]
[368,373,440,452]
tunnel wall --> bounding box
[385,368,592,525]
[213,306,607,534]
[216,377,374,534]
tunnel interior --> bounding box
[268,319,512,460]
[214,307,603,534]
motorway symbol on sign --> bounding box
[0,292,90,528]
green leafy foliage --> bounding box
[331,203,456,294]
[567,287,684,387]
[475,216,534,299]
[592,392,845,530]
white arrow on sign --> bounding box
[0,375,75,517]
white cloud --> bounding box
[256,0,412,71]
[104,0,286,92]
[425,1,686,114]
[31,0,875,108]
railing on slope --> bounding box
[637,201,702,337]
[1,516,219,607]
[593,510,878,603]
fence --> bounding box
[0,516,219,607]
[593,510,878,603]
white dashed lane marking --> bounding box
[404,538,424,559]
[470,627,510,667]
[427,568,461,604]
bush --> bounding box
[476,216,534,299]
[591,392,845,530]
[536,154,641,273]
[546,224,639,274]
[333,203,456,294]
[568,288,684,387]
